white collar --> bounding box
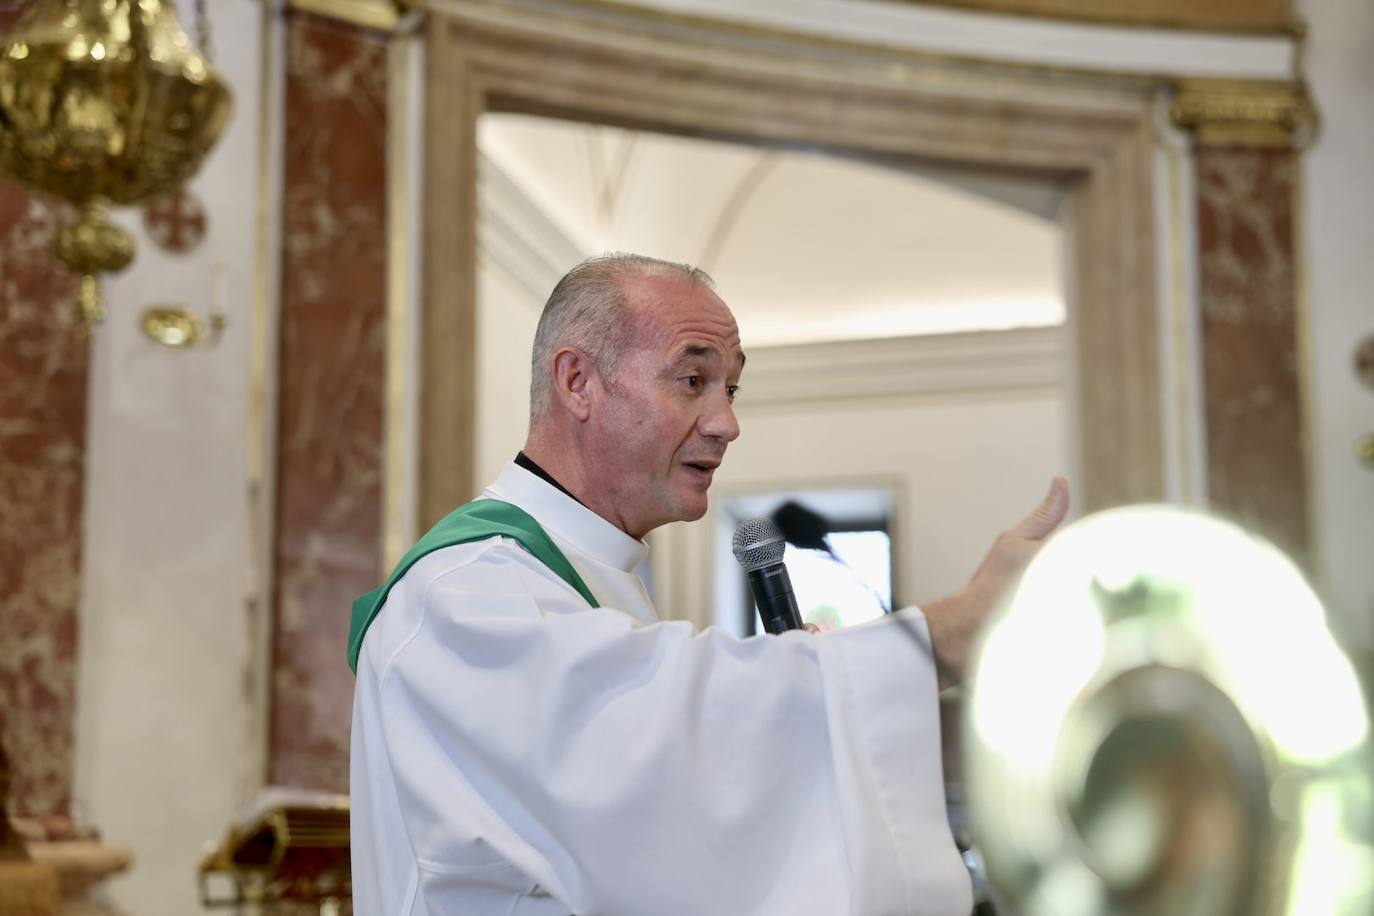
[485,462,649,574]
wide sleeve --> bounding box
[370,543,972,916]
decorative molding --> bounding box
[412,0,1296,83]
[384,27,420,572]
[736,327,1065,406]
[241,0,287,806]
[1153,98,1208,507]
[1169,78,1316,148]
[876,0,1296,35]
[477,153,590,305]
[421,0,1166,517]
[420,17,478,521]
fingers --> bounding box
[1012,476,1070,541]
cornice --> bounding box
[295,1,1317,152]
[874,0,1297,36]
[411,0,1295,90]
[736,327,1066,406]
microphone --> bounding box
[732,518,804,634]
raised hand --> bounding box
[922,477,1070,688]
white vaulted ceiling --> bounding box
[479,113,1066,346]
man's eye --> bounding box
[683,375,701,390]
[726,385,740,401]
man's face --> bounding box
[587,273,744,538]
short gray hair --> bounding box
[529,253,715,418]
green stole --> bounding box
[347,499,601,673]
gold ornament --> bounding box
[0,0,232,324]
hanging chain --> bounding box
[194,0,215,63]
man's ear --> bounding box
[550,347,595,422]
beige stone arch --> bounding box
[418,0,1167,526]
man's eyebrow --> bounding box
[675,344,747,369]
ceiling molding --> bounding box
[737,326,1065,406]
[477,153,590,305]
[697,151,780,273]
[432,0,1296,83]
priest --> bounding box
[349,253,1070,915]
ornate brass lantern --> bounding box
[0,0,232,324]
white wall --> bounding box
[75,2,267,913]
[1299,0,1374,649]
[651,336,1070,628]
[733,390,1068,604]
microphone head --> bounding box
[732,517,787,571]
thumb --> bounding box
[1012,476,1070,541]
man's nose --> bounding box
[700,391,740,443]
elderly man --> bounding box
[349,253,1069,915]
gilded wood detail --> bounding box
[287,0,401,31]
[1170,79,1316,148]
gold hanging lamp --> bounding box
[0,0,232,324]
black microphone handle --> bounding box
[747,564,804,634]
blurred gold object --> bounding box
[140,304,223,348]
[198,790,350,911]
[289,0,403,31]
[139,260,227,348]
[965,507,1374,916]
[1170,79,1317,148]
[0,0,232,324]
[1356,435,1374,469]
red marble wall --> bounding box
[0,6,86,820]
[1197,147,1309,565]
[269,11,389,790]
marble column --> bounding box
[269,10,390,791]
[1172,79,1315,567]
[1196,146,1309,566]
[0,7,86,820]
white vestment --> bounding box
[350,463,972,915]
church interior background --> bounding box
[0,0,1371,912]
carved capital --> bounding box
[1170,79,1316,148]
[287,0,407,31]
